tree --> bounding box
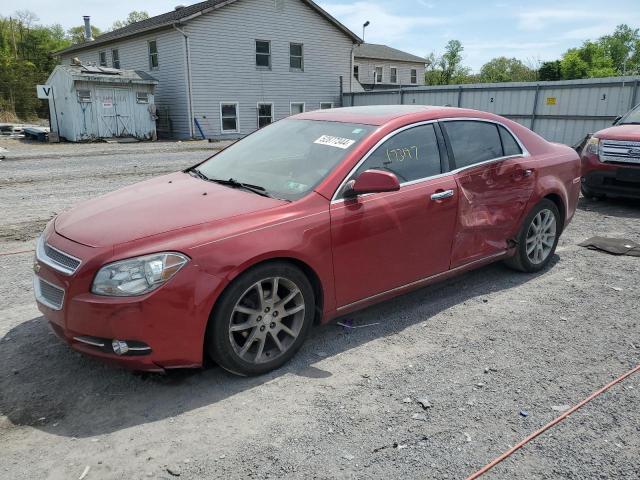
[538,60,562,81]
[424,40,471,85]
[479,57,537,83]
[66,25,102,44]
[111,11,150,31]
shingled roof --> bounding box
[57,0,360,55]
[354,43,425,64]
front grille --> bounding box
[600,140,640,165]
[35,277,65,310]
[44,244,81,272]
[36,236,82,275]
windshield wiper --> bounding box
[210,178,273,198]
[188,168,209,181]
[620,122,640,125]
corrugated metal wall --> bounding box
[343,76,640,145]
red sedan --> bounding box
[34,106,580,375]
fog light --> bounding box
[112,339,129,355]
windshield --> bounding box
[195,119,375,201]
[619,104,640,125]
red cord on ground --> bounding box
[0,249,34,257]
[466,363,640,480]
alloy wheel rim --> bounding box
[525,208,556,265]
[229,277,305,364]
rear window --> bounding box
[499,125,522,156]
[443,121,503,169]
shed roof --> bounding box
[51,65,159,84]
[354,43,425,64]
[56,0,361,55]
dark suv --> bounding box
[581,103,640,199]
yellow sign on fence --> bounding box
[546,97,557,105]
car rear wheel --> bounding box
[207,262,314,376]
[505,199,561,273]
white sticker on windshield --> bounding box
[314,135,356,149]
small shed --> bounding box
[45,64,158,142]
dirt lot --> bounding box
[0,139,638,480]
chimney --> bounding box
[83,16,94,41]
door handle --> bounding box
[523,169,533,177]
[431,189,455,201]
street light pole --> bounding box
[362,21,370,42]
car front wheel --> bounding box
[207,262,315,376]
[505,199,561,273]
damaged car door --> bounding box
[441,120,535,268]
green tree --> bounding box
[424,40,471,85]
[111,11,150,31]
[479,57,537,83]
[560,49,589,79]
[538,60,562,81]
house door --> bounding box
[96,88,117,138]
[114,89,134,137]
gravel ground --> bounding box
[0,141,638,480]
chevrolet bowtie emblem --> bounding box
[33,262,41,273]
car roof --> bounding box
[296,105,497,126]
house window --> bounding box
[136,92,149,104]
[148,40,159,70]
[77,90,92,103]
[375,66,383,83]
[111,49,120,69]
[220,102,239,133]
[320,102,333,109]
[256,40,271,69]
[390,67,398,84]
[257,103,273,128]
[98,51,107,67]
[290,102,305,115]
[411,69,418,84]
[353,64,359,80]
[290,43,303,70]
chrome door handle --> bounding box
[431,189,455,201]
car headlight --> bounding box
[585,136,600,157]
[91,252,189,297]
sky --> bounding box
[10,0,640,71]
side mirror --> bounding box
[613,115,622,125]
[344,169,400,197]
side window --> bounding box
[498,125,523,156]
[255,40,271,69]
[443,121,503,169]
[148,40,159,70]
[98,51,107,67]
[351,124,441,184]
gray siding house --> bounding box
[56,0,360,139]
[353,44,426,91]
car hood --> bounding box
[55,172,287,248]
[595,124,640,141]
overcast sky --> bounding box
[11,0,640,71]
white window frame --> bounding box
[390,66,398,84]
[111,48,120,69]
[77,89,92,103]
[375,65,383,84]
[136,92,149,104]
[320,102,333,109]
[353,64,360,81]
[289,43,304,71]
[148,40,159,70]
[255,40,271,69]
[290,102,305,115]
[257,102,274,128]
[220,102,240,133]
[411,69,418,84]
[98,51,107,67]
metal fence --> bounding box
[343,76,640,146]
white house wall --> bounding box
[59,29,189,137]
[185,0,355,138]
[354,58,425,87]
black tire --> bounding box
[504,199,561,273]
[581,184,605,200]
[207,261,315,376]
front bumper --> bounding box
[34,228,223,371]
[582,167,640,199]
